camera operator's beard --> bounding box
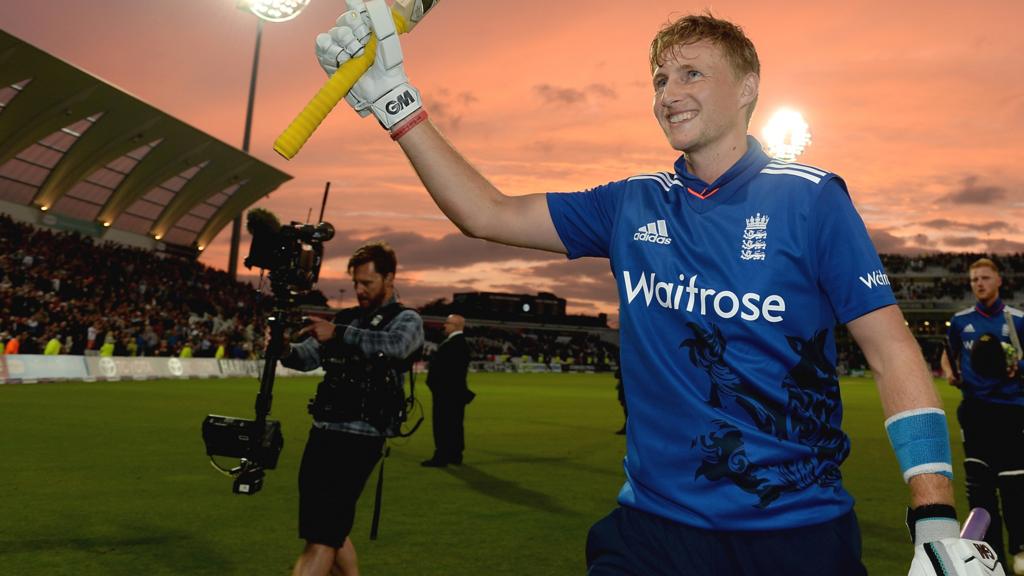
[358,290,387,309]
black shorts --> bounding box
[298,427,384,548]
[586,506,866,576]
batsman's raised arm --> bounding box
[315,0,566,254]
[395,120,566,253]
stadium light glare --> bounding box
[102,222,111,228]
[237,0,311,22]
[762,108,811,162]
[39,205,49,211]
[154,234,163,240]
[227,0,310,279]
[198,245,206,252]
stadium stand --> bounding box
[0,213,270,359]
[2,211,1021,381]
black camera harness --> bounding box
[308,302,424,539]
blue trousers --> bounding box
[586,506,867,575]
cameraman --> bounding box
[282,241,423,576]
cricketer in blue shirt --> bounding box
[942,259,1024,568]
[548,136,895,531]
[316,3,1000,574]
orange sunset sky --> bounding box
[3,0,1023,319]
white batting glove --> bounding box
[909,539,1005,575]
[907,506,1005,576]
[314,0,372,77]
[314,0,434,130]
[349,0,423,130]
[314,0,374,117]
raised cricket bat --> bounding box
[273,0,438,159]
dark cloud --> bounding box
[868,228,938,255]
[981,238,1024,253]
[937,176,1008,204]
[868,229,911,253]
[533,83,618,105]
[428,88,477,132]
[311,230,620,312]
[942,236,983,248]
[919,219,1011,232]
[320,228,562,271]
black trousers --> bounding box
[958,398,1024,564]
[297,427,384,548]
[431,391,466,463]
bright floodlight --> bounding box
[240,0,311,22]
[762,108,811,162]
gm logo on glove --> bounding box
[373,83,422,127]
[385,90,417,114]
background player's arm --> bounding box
[396,120,566,254]
[846,304,955,508]
[939,348,960,387]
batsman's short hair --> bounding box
[348,241,397,278]
[649,12,760,122]
[969,257,999,274]
[649,12,760,78]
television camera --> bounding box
[202,196,334,495]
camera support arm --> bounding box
[232,299,289,495]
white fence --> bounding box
[0,354,325,384]
[0,355,608,384]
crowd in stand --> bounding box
[882,253,1021,302]
[880,252,1024,275]
[2,216,1021,377]
[0,215,269,359]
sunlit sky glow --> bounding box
[3,0,1022,319]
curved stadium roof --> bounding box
[0,29,291,255]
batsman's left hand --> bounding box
[907,507,1005,576]
[909,538,1005,576]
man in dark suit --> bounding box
[422,314,472,467]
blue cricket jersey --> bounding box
[948,299,1024,406]
[547,137,896,531]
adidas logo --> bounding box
[964,324,975,333]
[633,219,672,245]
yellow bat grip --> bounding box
[273,9,409,160]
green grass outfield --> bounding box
[0,373,967,575]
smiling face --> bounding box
[652,39,758,158]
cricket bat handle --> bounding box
[273,7,409,160]
[960,507,991,540]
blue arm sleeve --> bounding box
[813,178,897,324]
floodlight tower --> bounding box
[762,108,812,163]
[228,0,312,279]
